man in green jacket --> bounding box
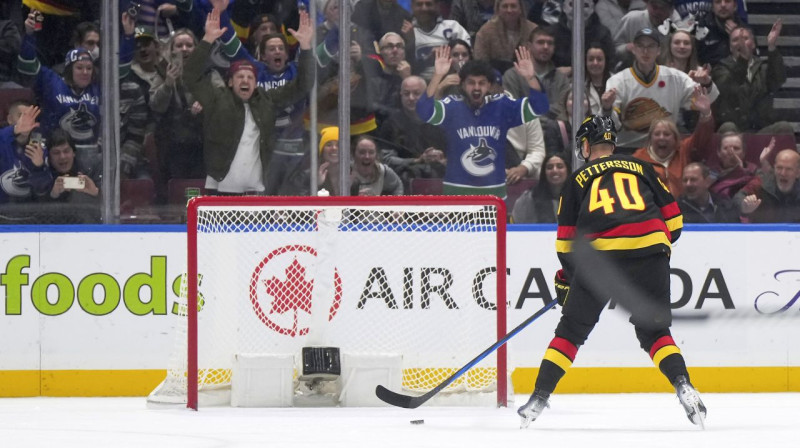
[711,20,793,135]
[184,7,313,194]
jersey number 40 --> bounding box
[588,172,645,214]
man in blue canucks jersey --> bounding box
[17,8,135,173]
[416,45,549,198]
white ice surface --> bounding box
[1,393,798,448]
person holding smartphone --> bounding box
[46,128,101,207]
[148,28,223,182]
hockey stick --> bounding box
[375,299,558,409]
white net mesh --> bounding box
[148,197,506,407]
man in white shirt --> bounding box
[183,7,314,195]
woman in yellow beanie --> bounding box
[317,126,342,195]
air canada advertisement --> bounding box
[1,228,798,389]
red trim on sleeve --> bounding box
[660,202,681,220]
[549,336,579,361]
[557,225,576,239]
[649,335,676,359]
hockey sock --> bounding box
[649,335,689,383]
[534,336,579,393]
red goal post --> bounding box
[158,195,508,409]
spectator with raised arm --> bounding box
[183,7,313,195]
[227,0,300,52]
[604,27,718,151]
[16,1,101,67]
[150,28,224,182]
[0,103,52,203]
[711,22,794,135]
[708,132,761,199]
[503,27,569,121]
[735,149,800,223]
[16,9,135,173]
[631,86,714,196]
[210,0,313,194]
[417,45,548,198]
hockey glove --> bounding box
[554,269,570,306]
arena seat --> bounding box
[167,178,205,205]
[408,178,443,195]
[120,178,156,215]
[506,179,537,214]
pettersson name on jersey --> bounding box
[574,159,645,188]
[456,126,501,141]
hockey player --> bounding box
[518,115,706,428]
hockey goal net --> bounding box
[148,196,507,409]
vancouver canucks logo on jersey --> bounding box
[59,103,98,143]
[460,137,497,177]
[0,164,32,198]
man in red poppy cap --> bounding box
[183,6,313,195]
[603,26,719,152]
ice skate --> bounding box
[674,375,706,429]
[517,389,550,428]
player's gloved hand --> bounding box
[554,269,570,306]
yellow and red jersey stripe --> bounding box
[650,335,681,367]
[543,337,579,372]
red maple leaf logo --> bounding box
[249,244,342,337]
[263,258,313,315]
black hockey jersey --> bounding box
[555,154,683,277]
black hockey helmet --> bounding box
[576,115,616,161]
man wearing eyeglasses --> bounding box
[365,32,413,126]
[603,27,719,152]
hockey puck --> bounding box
[410,419,424,425]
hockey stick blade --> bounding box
[375,299,558,409]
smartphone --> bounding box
[29,132,44,147]
[33,10,44,31]
[63,177,86,190]
[127,1,142,19]
[171,52,183,71]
